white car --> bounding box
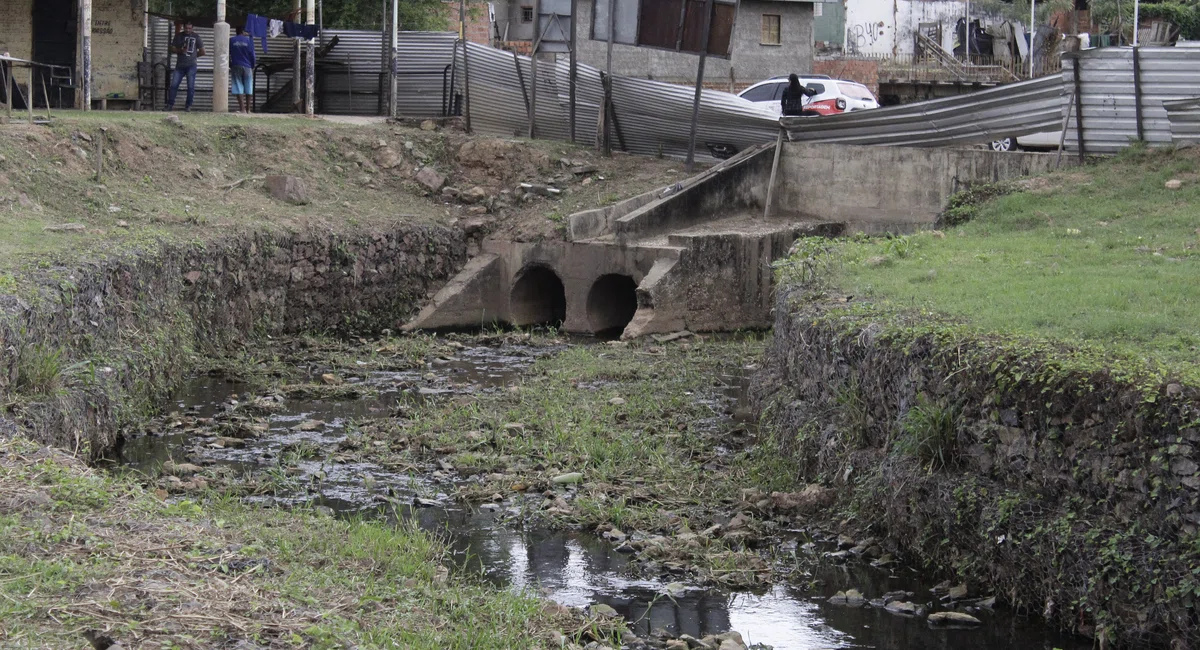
[990,131,1065,151]
[738,75,880,117]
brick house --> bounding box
[1,0,147,108]
[471,0,822,88]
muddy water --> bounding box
[117,343,1089,650]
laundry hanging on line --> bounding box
[245,13,269,52]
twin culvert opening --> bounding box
[509,265,639,337]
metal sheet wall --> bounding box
[779,75,1066,147]
[1063,47,1200,154]
[460,42,779,161]
[1164,98,1200,147]
[148,18,456,116]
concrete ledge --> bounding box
[773,142,1073,228]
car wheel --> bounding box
[990,137,1015,152]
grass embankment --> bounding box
[0,435,567,649]
[806,146,1200,376]
[0,111,682,285]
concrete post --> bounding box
[306,0,315,115]
[213,0,229,113]
[78,0,92,110]
[390,0,398,117]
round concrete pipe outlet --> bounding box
[509,265,567,327]
[587,274,639,337]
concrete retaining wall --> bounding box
[772,142,1070,230]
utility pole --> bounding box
[603,0,615,156]
[292,0,301,111]
[78,0,92,110]
[213,0,229,112]
[685,0,715,172]
[306,0,315,115]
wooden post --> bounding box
[27,68,34,123]
[460,0,472,132]
[763,126,784,219]
[686,0,716,173]
[41,74,53,118]
[1056,90,1075,169]
[6,61,12,119]
[79,0,93,110]
[603,0,615,156]
[95,129,105,181]
[514,51,531,124]
[529,0,540,139]
[568,0,578,143]
[1071,54,1085,162]
[1132,46,1144,141]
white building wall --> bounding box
[844,0,992,56]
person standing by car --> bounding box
[780,74,817,117]
[229,25,256,113]
[167,21,205,112]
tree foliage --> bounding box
[147,0,450,31]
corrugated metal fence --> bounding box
[778,46,1200,153]
[1064,47,1200,154]
[143,21,1200,159]
[458,42,779,159]
[779,75,1065,147]
[147,18,456,115]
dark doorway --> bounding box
[32,0,76,107]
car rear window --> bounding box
[838,82,876,101]
[740,83,782,102]
[804,82,826,96]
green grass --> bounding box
[820,146,1200,368]
[0,437,569,649]
[356,335,809,586]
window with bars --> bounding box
[521,6,534,23]
[761,14,781,45]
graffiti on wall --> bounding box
[847,21,886,52]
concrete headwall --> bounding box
[773,142,1068,230]
[575,0,815,85]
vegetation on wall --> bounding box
[1091,0,1200,39]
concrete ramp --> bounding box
[407,142,1067,338]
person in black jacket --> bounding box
[780,73,817,116]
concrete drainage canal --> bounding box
[111,335,1090,650]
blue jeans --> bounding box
[167,65,197,109]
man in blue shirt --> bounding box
[167,21,205,112]
[230,26,256,113]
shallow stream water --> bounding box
[117,342,1090,650]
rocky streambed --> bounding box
[110,332,1090,650]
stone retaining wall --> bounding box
[0,223,466,458]
[752,285,1200,648]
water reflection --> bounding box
[115,345,1094,650]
